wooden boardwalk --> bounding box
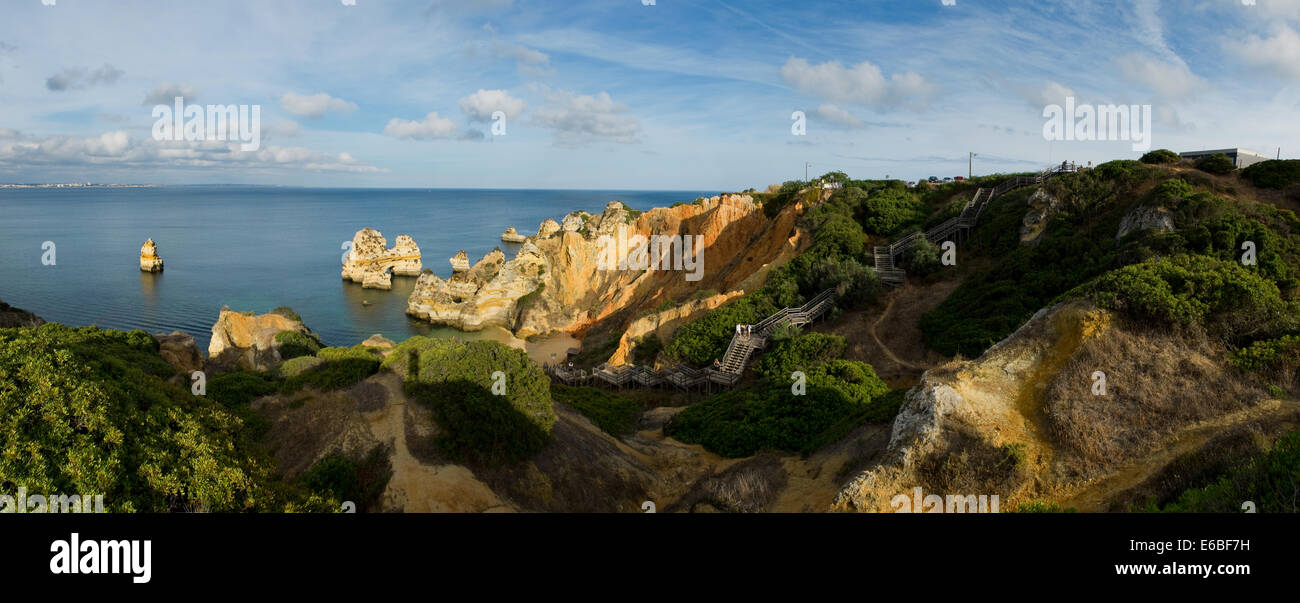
[545,288,838,391]
[874,163,1078,286]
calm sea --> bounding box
[0,187,711,352]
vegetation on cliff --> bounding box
[393,337,555,465]
[921,161,1300,357]
[666,333,897,457]
[0,324,330,512]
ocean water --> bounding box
[0,187,711,354]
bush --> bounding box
[1195,153,1236,175]
[665,360,891,457]
[753,333,847,382]
[402,339,554,465]
[0,324,326,512]
[1232,335,1300,373]
[860,187,927,237]
[279,344,384,394]
[1077,254,1299,342]
[299,447,392,511]
[270,306,303,322]
[1139,149,1181,165]
[903,237,943,276]
[209,370,280,407]
[279,355,325,378]
[1242,159,1300,190]
[1161,430,1300,512]
[274,330,322,360]
[551,384,641,435]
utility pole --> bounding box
[969,152,976,180]
[805,162,811,182]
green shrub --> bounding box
[903,237,942,276]
[1242,159,1300,190]
[402,339,555,465]
[279,355,325,378]
[630,334,663,366]
[281,348,382,394]
[665,360,890,457]
[270,306,303,322]
[551,384,641,435]
[274,330,322,360]
[209,370,280,407]
[1076,254,1299,342]
[299,447,392,511]
[1139,149,1181,164]
[0,324,326,512]
[753,333,847,382]
[1232,335,1300,373]
[859,187,927,237]
[408,379,550,465]
[1160,430,1300,512]
[1195,153,1236,175]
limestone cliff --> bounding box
[341,228,422,290]
[140,238,164,272]
[607,291,745,366]
[831,301,1289,512]
[407,194,806,340]
[208,307,317,371]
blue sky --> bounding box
[0,0,1297,189]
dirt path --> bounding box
[369,373,508,512]
[1057,399,1300,511]
[869,292,926,372]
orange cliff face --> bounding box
[406,194,808,343]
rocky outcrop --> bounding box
[1019,189,1062,245]
[607,291,745,366]
[406,194,806,339]
[341,228,422,290]
[449,250,470,273]
[0,299,44,328]
[1116,205,1175,242]
[139,238,164,272]
[536,219,561,239]
[501,227,527,243]
[208,307,316,371]
[152,331,203,373]
[831,301,1276,512]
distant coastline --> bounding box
[0,183,156,189]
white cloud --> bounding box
[0,130,382,173]
[143,82,199,106]
[464,37,552,74]
[812,104,864,129]
[458,89,527,122]
[280,92,359,118]
[382,112,460,140]
[530,88,640,146]
[1226,23,1300,81]
[1021,80,1077,108]
[1115,53,1206,98]
[779,57,935,108]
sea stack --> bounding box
[450,250,470,273]
[341,227,423,290]
[501,226,527,243]
[140,238,164,272]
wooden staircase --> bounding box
[705,288,838,385]
[875,162,1078,286]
